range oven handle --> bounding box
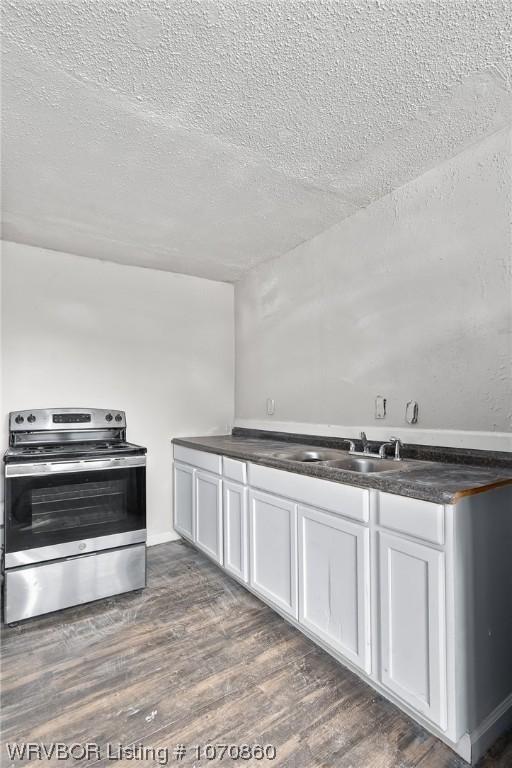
[5,455,146,478]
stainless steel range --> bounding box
[3,408,147,624]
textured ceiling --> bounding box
[2,0,511,282]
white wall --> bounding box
[0,251,2,536]
[235,127,512,445]
[0,243,234,540]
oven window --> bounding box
[5,467,146,552]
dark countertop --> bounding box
[172,432,512,505]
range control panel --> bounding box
[9,408,127,431]
[53,413,92,424]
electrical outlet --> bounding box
[375,395,387,419]
[266,398,275,416]
[405,400,419,424]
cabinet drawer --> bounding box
[248,464,369,523]
[173,445,222,475]
[377,492,444,545]
[223,457,247,484]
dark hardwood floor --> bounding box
[2,541,511,768]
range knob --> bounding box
[115,413,123,422]
[105,413,113,422]
[15,414,24,424]
[27,414,36,423]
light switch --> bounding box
[266,398,275,416]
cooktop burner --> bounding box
[20,441,121,453]
[4,440,146,463]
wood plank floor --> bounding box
[2,541,511,768]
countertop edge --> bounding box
[451,477,512,502]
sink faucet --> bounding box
[379,436,403,460]
[349,432,402,460]
[348,432,374,457]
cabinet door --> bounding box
[194,470,223,565]
[173,462,194,541]
[223,480,248,582]
[378,531,447,729]
[298,505,371,673]
[249,490,297,619]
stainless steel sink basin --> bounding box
[271,447,406,473]
[272,449,346,462]
[323,457,403,473]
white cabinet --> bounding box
[223,480,248,582]
[378,530,447,729]
[173,449,455,748]
[194,470,223,565]
[173,461,194,541]
[298,505,371,673]
[249,490,298,619]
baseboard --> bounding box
[146,531,181,547]
[234,419,512,452]
[469,692,512,764]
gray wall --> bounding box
[235,128,512,433]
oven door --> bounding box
[4,456,146,567]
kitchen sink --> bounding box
[271,448,405,473]
[322,457,402,473]
[271,449,346,462]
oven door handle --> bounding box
[5,455,146,477]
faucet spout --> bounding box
[360,431,369,453]
[379,436,403,460]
